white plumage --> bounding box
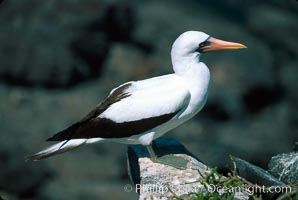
[99,75,190,123]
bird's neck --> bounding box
[171,53,209,80]
[172,51,210,99]
[171,53,211,117]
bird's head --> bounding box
[171,31,247,62]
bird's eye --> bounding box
[196,41,207,53]
[197,38,211,53]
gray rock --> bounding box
[0,1,94,86]
[40,178,138,200]
[0,0,135,87]
[270,0,298,13]
[230,156,286,200]
[268,152,298,185]
[246,5,298,56]
[280,60,298,102]
[101,43,154,90]
[0,145,50,198]
[279,60,298,125]
[230,156,285,186]
[128,138,249,200]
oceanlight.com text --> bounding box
[207,184,292,195]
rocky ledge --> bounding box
[127,138,250,200]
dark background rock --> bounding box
[0,0,297,199]
[230,156,287,199]
[0,145,51,199]
[230,156,285,187]
[0,0,135,87]
[268,152,298,185]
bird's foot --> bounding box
[151,154,189,170]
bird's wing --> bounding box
[47,75,190,141]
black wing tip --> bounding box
[46,129,70,141]
[46,123,79,141]
[46,136,55,141]
[46,133,69,141]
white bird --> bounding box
[27,31,246,168]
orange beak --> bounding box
[202,37,247,52]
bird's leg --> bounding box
[146,144,188,170]
[146,144,158,160]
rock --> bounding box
[127,138,206,186]
[230,156,286,200]
[280,60,298,102]
[95,1,136,42]
[40,178,138,200]
[0,0,136,87]
[101,44,154,89]
[246,5,298,56]
[268,152,298,185]
[0,145,51,198]
[71,1,137,79]
[70,32,110,79]
[270,0,298,13]
[279,60,298,125]
[128,138,249,200]
[128,140,207,200]
[230,156,285,186]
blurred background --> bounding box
[0,0,297,199]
